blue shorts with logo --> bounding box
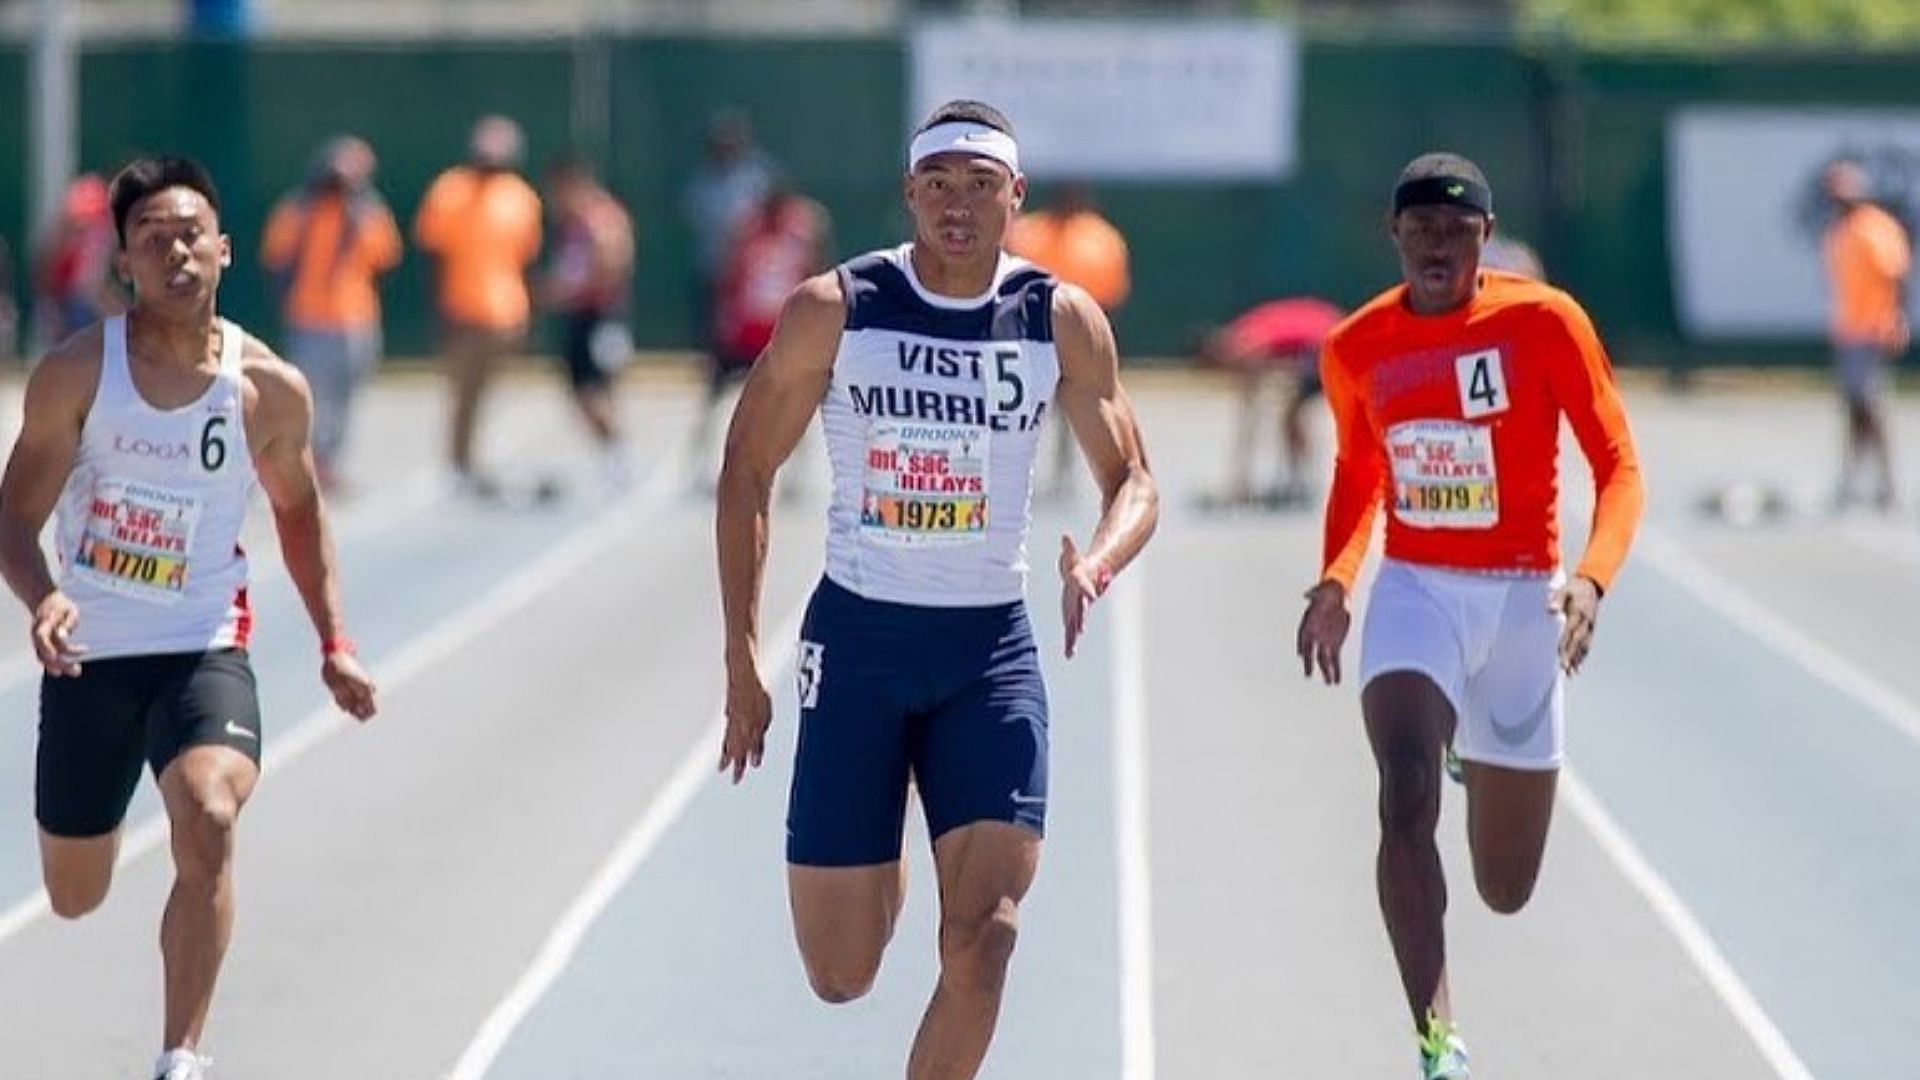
[786,575,1049,867]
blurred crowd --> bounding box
[0,116,1906,513]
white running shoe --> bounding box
[152,1048,212,1080]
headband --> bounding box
[908,121,1021,175]
[1393,175,1493,216]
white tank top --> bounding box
[821,245,1060,607]
[54,315,257,659]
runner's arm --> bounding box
[1318,338,1385,594]
[1545,298,1644,593]
[1054,283,1158,581]
[0,333,97,610]
[246,342,349,646]
[716,272,842,681]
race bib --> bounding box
[1387,419,1498,529]
[859,421,989,547]
[72,478,202,604]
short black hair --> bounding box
[109,156,222,247]
[1398,151,1488,190]
[916,99,1014,138]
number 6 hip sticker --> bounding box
[1455,348,1509,420]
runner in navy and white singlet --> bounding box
[0,157,377,1080]
[715,101,1158,1079]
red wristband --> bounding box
[321,636,357,658]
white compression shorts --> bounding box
[1359,558,1566,771]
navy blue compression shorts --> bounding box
[785,575,1049,867]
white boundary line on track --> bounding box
[1110,565,1157,1080]
[0,456,685,949]
[1640,532,1920,749]
[1559,770,1818,1080]
[444,603,808,1080]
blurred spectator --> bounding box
[260,135,403,495]
[33,173,126,348]
[0,234,17,362]
[414,115,544,499]
[1822,158,1911,513]
[1481,232,1545,281]
[689,183,830,488]
[683,109,776,368]
[1004,182,1130,497]
[540,154,635,490]
[1199,296,1345,508]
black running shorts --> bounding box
[36,648,262,837]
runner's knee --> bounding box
[1473,866,1538,915]
[802,950,882,1004]
[1377,749,1439,837]
[171,789,239,882]
[938,900,1020,996]
[45,873,109,920]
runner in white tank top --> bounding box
[0,157,377,1080]
[54,313,256,658]
[713,101,1159,1080]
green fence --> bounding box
[4,31,1919,365]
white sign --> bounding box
[1669,106,1920,340]
[909,19,1299,180]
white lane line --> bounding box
[1639,532,1920,750]
[0,456,686,950]
[1559,770,1818,1080]
[445,602,808,1080]
[1111,565,1156,1080]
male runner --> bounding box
[0,156,378,1080]
[1295,153,1643,1079]
[715,100,1157,1080]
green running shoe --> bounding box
[1443,743,1465,785]
[1419,1010,1470,1079]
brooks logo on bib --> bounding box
[861,421,989,546]
[1388,419,1498,529]
[73,477,202,603]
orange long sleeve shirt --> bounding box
[1319,272,1644,593]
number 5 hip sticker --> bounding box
[1455,348,1509,420]
[797,641,825,709]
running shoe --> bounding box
[152,1048,212,1080]
[1418,1010,1470,1080]
[1443,743,1465,785]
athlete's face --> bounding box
[1391,204,1493,315]
[118,186,229,314]
[906,154,1026,262]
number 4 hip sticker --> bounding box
[797,641,825,709]
[1455,348,1509,419]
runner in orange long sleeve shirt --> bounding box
[1294,153,1644,1080]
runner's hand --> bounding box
[323,652,378,721]
[1296,580,1350,685]
[1058,534,1108,660]
[30,591,84,677]
[1550,575,1602,675]
[720,669,772,784]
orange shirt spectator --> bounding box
[262,191,402,332]
[413,165,543,331]
[1005,188,1130,312]
[1825,202,1911,348]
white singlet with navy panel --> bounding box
[823,244,1060,607]
[53,314,257,659]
